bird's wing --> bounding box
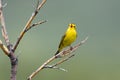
[58,34,66,48]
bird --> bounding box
[55,23,77,55]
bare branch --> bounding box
[0,39,9,55]
[0,0,47,80]
[0,0,10,48]
[52,54,75,67]
[12,0,47,52]
[0,1,18,80]
[44,65,68,72]
[27,56,56,80]
[8,52,18,80]
[44,55,75,71]
[25,20,47,32]
[44,37,88,70]
[3,3,7,8]
[36,0,46,11]
[27,37,88,80]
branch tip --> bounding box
[3,3,7,8]
[81,36,88,43]
[0,0,10,47]
[25,20,47,32]
[44,65,68,72]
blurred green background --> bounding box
[0,0,120,80]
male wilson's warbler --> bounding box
[55,23,77,55]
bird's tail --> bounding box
[55,50,59,55]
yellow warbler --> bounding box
[55,23,77,55]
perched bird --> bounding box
[55,23,77,55]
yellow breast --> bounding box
[64,27,77,46]
[58,23,77,52]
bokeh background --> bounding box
[0,0,120,80]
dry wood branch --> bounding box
[0,1,18,80]
[25,20,47,32]
[12,0,47,52]
[49,54,75,68]
[44,65,68,72]
[0,0,47,80]
[27,56,56,80]
[9,53,18,80]
[0,39,9,55]
[0,0,10,49]
[27,37,88,80]
[44,54,75,72]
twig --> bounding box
[3,3,7,8]
[27,37,88,80]
[0,0,10,49]
[0,39,9,55]
[52,54,75,67]
[44,54,75,71]
[44,65,68,72]
[25,20,47,32]
[12,0,47,52]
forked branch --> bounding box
[27,37,88,80]
[12,0,47,52]
[0,0,47,80]
[0,1,18,80]
[25,20,47,32]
